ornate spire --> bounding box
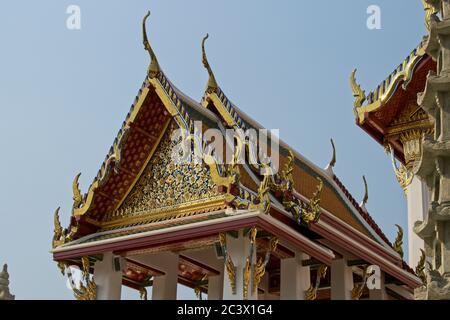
[142,11,161,78]
[0,264,15,300]
[201,34,218,94]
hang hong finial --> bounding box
[360,175,369,209]
[350,69,366,115]
[201,33,218,94]
[72,173,82,210]
[142,11,161,78]
[325,138,336,175]
[422,0,440,32]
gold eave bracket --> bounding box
[149,77,190,131]
[203,92,237,128]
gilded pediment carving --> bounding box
[102,124,220,225]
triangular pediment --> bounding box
[101,122,223,228]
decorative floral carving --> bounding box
[105,127,219,222]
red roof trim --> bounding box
[332,175,416,275]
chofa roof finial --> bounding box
[202,33,218,94]
[360,175,369,210]
[324,138,336,175]
[143,11,161,78]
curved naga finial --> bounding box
[201,33,218,94]
[360,175,369,209]
[72,173,83,210]
[350,69,366,114]
[329,138,336,168]
[53,207,64,248]
[142,11,161,78]
[422,0,440,32]
[393,224,404,258]
[325,138,336,174]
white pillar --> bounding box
[222,230,257,300]
[331,258,353,300]
[280,252,310,300]
[93,252,122,300]
[369,271,386,300]
[152,253,179,300]
[208,274,223,300]
[406,176,428,267]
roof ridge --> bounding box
[332,175,392,247]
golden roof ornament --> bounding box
[66,256,97,300]
[351,266,369,300]
[302,177,323,224]
[350,69,366,115]
[219,233,237,294]
[415,249,427,286]
[359,175,369,210]
[280,150,295,189]
[142,11,161,78]
[201,33,219,94]
[52,202,80,250]
[250,166,272,214]
[252,237,278,295]
[393,224,404,258]
[324,138,336,175]
[52,207,64,248]
[387,144,414,193]
[72,172,83,210]
[422,0,440,31]
[305,264,328,300]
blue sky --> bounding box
[0,1,426,299]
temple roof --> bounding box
[51,13,420,290]
[58,22,405,254]
[351,38,436,164]
[199,34,399,253]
